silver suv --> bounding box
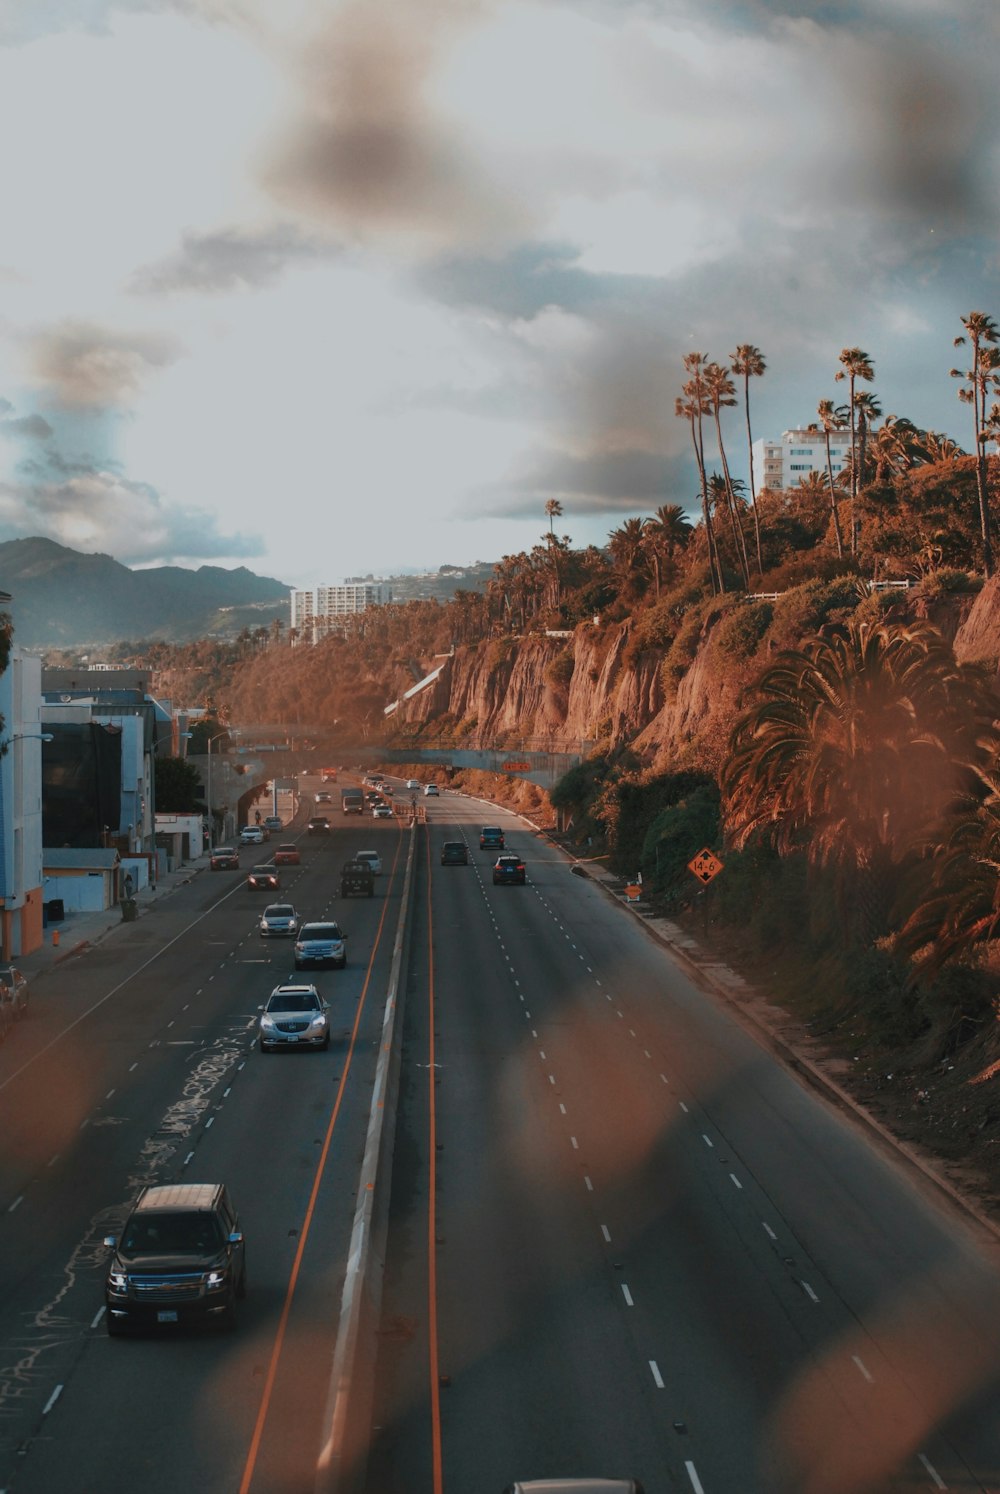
[294,921,347,970]
[258,984,330,1051]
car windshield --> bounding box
[122,1211,223,1254]
[268,991,320,1012]
[300,925,340,940]
[278,845,296,853]
[265,906,294,918]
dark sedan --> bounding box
[440,842,469,865]
[248,864,280,891]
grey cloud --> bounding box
[0,399,54,442]
[261,0,529,246]
[487,447,690,519]
[29,321,181,409]
[0,464,263,565]
[131,224,343,294]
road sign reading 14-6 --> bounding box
[688,847,724,884]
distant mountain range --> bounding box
[0,538,290,648]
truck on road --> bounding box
[341,787,364,815]
[340,858,375,897]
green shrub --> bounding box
[545,650,575,688]
[714,600,774,660]
[917,567,980,598]
[640,784,721,902]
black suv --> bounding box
[493,854,526,885]
[440,842,469,865]
[103,1182,246,1334]
[480,826,505,850]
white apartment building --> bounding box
[290,581,392,643]
[751,427,852,493]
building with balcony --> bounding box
[290,582,392,643]
[751,426,852,494]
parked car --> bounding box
[258,903,300,938]
[294,921,348,970]
[423,783,440,797]
[354,849,382,876]
[480,826,505,850]
[372,803,393,819]
[258,983,330,1052]
[307,816,331,835]
[273,843,300,866]
[440,842,469,865]
[0,966,28,1023]
[240,826,264,846]
[340,858,375,897]
[103,1182,246,1334]
[263,815,283,832]
[210,847,240,870]
[248,865,280,891]
[492,854,526,885]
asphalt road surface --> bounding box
[5,775,1000,1494]
[366,791,1000,1494]
[0,788,407,1494]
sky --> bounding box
[0,0,997,590]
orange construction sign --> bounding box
[688,847,724,884]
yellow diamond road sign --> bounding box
[688,847,724,884]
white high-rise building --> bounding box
[751,427,852,493]
[290,582,392,643]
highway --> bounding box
[2,777,1000,1492]
[366,790,1000,1494]
[0,782,407,1494]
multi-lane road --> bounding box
[1,777,1000,1493]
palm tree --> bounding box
[895,757,1000,975]
[951,311,1000,577]
[676,370,723,594]
[642,503,694,596]
[704,361,751,586]
[834,347,876,555]
[608,517,647,590]
[852,389,883,488]
[545,498,563,537]
[817,398,847,559]
[918,429,965,464]
[721,618,996,945]
[730,343,766,573]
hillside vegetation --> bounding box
[114,326,1000,1208]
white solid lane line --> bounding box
[852,1355,874,1383]
[649,1361,664,1389]
[917,1453,946,1488]
[685,1462,706,1493]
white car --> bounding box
[240,825,265,845]
[423,783,439,797]
[354,849,382,876]
[372,803,393,819]
[258,903,300,938]
[405,779,420,791]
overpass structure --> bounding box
[189,735,596,838]
[382,741,593,791]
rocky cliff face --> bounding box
[394,624,672,756]
[391,584,1000,771]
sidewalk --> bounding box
[15,857,211,983]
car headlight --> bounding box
[205,1268,228,1291]
[260,1014,276,1030]
[309,1014,326,1027]
[108,1268,127,1292]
